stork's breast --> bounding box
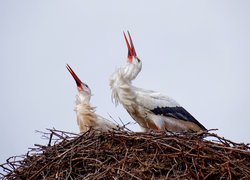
[128,104,159,130]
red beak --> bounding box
[66,64,83,91]
[123,31,137,62]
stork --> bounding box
[66,64,119,133]
[110,32,207,132]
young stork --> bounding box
[110,32,207,132]
[66,64,119,133]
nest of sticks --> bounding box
[1,128,250,179]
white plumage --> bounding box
[110,32,207,132]
[66,64,119,133]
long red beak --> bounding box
[66,64,83,91]
[123,31,137,62]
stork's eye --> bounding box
[84,84,89,88]
[136,58,141,63]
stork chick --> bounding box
[110,32,207,132]
[66,64,119,133]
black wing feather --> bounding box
[151,106,206,130]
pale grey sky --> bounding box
[1,1,250,168]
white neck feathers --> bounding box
[110,67,137,107]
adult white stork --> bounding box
[110,32,207,132]
[66,64,119,133]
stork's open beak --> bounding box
[66,64,83,91]
[123,31,137,62]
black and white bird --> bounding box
[110,32,207,132]
[66,64,119,133]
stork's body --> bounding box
[110,32,206,132]
[66,64,119,133]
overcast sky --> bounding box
[1,1,250,168]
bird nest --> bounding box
[1,129,250,179]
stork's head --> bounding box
[123,31,142,81]
[66,64,91,97]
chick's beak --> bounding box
[66,64,83,91]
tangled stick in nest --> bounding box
[1,129,250,179]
